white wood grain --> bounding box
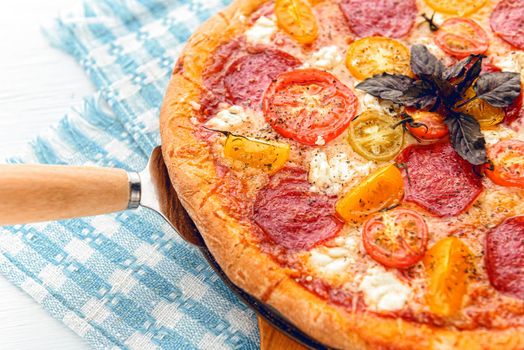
[0,1,94,349]
[0,0,95,160]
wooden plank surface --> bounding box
[0,1,93,348]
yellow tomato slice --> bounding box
[346,37,411,80]
[348,111,404,161]
[275,0,319,45]
[223,134,290,172]
[336,164,404,223]
[424,237,473,317]
[457,88,505,128]
[424,0,487,16]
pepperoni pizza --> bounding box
[160,0,524,348]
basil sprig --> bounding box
[356,44,521,165]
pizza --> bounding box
[159,0,524,348]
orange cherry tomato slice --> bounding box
[424,0,486,16]
[263,68,357,146]
[434,18,489,59]
[457,87,505,128]
[275,0,319,45]
[424,237,473,317]
[346,37,411,80]
[223,134,290,173]
[405,109,448,141]
[363,209,428,269]
[336,164,404,223]
[485,139,524,188]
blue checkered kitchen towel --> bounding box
[0,0,261,349]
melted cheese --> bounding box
[494,51,524,79]
[304,45,343,70]
[308,151,373,195]
[245,16,277,46]
[359,267,411,312]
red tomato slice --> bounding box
[485,140,524,188]
[263,68,357,146]
[405,109,449,141]
[434,18,489,58]
[504,91,523,127]
[362,209,429,269]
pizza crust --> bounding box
[159,0,524,348]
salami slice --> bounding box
[486,216,524,300]
[224,50,300,110]
[201,39,244,117]
[396,142,483,217]
[490,0,524,49]
[339,0,417,38]
[253,168,343,250]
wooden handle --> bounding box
[258,317,306,350]
[0,164,131,225]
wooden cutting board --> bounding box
[258,318,306,349]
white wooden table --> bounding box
[0,1,93,348]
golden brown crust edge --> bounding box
[159,1,524,348]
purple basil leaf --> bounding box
[355,73,437,109]
[410,45,445,79]
[474,72,521,108]
[402,80,439,109]
[355,73,414,98]
[445,113,487,165]
[456,55,483,94]
[444,54,483,82]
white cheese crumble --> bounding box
[238,14,247,24]
[359,267,411,312]
[308,151,373,195]
[189,100,201,111]
[245,15,277,46]
[315,135,326,146]
[205,105,268,132]
[482,126,517,145]
[493,51,524,79]
[309,236,358,274]
[356,90,400,116]
[205,105,247,130]
[304,45,343,70]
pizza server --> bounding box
[0,146,329,350]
